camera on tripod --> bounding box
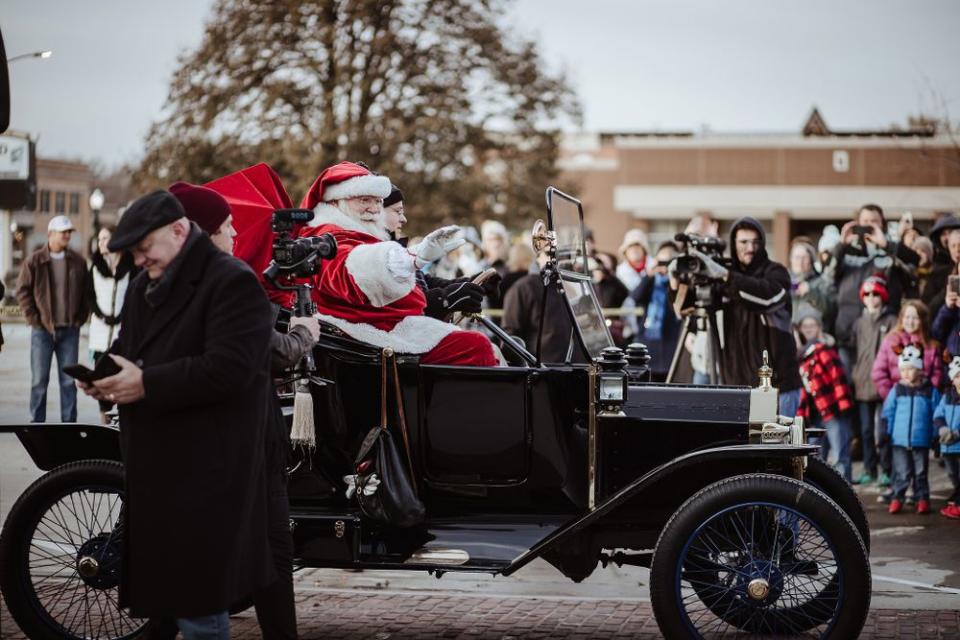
[673,232,731,282]
[264,208,337,280]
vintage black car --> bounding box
[0,188,871,639]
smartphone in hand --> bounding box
[63,355,121,384]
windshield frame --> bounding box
[545,187,614,363]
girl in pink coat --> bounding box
[872,300,943,399]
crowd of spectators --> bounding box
[451,202,960,520]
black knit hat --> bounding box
[383,184,404,208]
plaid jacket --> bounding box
[797,341,854,422]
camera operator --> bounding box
[171,182,304,639]
[674,217,802,414]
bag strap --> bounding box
[388,351,418,494]
[379,349,389,430]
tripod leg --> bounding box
[666,315,694,383]
[706,315,724,385]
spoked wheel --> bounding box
[650,474,870,639]
[0,460,147,640]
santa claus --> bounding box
[299,161,496,367]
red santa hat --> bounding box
[859,275,889,303]
[299,161,392,210]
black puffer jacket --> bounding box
[719,217,802,391]
[922,214,960,318]
[832,233,919,349]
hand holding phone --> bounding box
[64,355,122,384]
[950,275,960,296]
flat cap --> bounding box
[108,190,185,252]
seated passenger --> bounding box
[382,182,485,320]
[299,161,496,367]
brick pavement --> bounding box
[4,589,960,639]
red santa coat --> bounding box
[301,203,495,365]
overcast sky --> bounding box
[3,0,960,168]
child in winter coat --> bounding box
[881,344,941,514]
[934,354,960,519]
[851,276,897,485]
[872,300,943,398]
[796,304,855,482]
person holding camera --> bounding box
[172,181,305,639]
[833,204,919,373]
[679,217,802,414]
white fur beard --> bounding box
[336,201,389,240]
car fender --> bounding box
[0,422,121,471]
[502,443,817,576]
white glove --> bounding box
[689,248,729,281]
[414,225,465,267]
[940,426,959,445]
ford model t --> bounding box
[0,188,871,639]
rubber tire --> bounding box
[0,459,146,640]
[649,473,871,640]
[804,456,870,553]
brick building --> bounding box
[2,157,94,289]
[560,110,960,261]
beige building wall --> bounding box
[560,132,960,262]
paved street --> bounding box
[1,321,959,638]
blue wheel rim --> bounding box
[674,500,843,638]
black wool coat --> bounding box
[111,231,275,618]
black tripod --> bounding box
[666,280,725,385]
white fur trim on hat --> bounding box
[345,241,416,307]
[323,174,392,202]
[316,313,459,354]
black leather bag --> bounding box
[354,350,425,528]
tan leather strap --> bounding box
[389,354,418,494]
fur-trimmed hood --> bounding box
[91,250,137,280]
[307,202,390,241]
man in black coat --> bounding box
[683,217,803,414]
[79,190,275,636]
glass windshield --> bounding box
[549,191,587,274]
[546,188,614,359]
[562,278,613,357]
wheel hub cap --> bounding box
[75,532,122,590]
[746,578,770,601]
[77,556,99,578]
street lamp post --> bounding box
[89,188,104,237]
[6,50,53,64]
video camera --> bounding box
[264,209,337,281]
[672,232,731,282]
